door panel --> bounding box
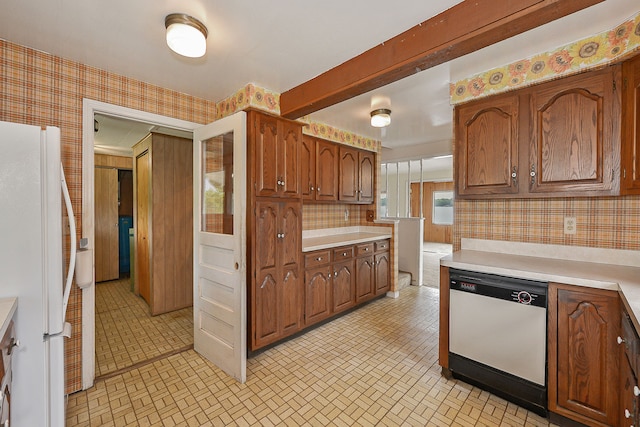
[280,202,301,269]
[94,167,119,282]
[255,114,279,197]
[316,140,338,201]
[135,151,151,303]
[194,111,247,383]
[333,260,355,313]
[280,121,300,197]
[359,151,374,203]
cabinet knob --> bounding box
[316,257,322,261]
[334,271,338,277]
[343,252,347,257]
[618,336,626,345]
[317,186,321,192]
[625,409,632,419]
[365,247,369,251]
[634,386,640,397]
[310,185,315,191]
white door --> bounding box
[193,111,247,383]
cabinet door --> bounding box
[355,255,374,303]
[316,140,339,201]
[339,146,359,202]
[374,252,390,295]
[279,202,301,270]
[280,266,302,336]
[549,283,620,426]
[358,151,375,203]
[622,55,640,195]
[333,259,355,313]
[280,121,301,197]
[529,67,620,195]
[301,136,316,200]
[253,201,279,348]
[254,113,280,197]
[305,266,332,326]
[456,94,520,197]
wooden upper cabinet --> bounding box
[529,67,620,195]
[316,139,339,201]
[300,136,316,200]
[455,93,520,197]
[251,110,301,198]
[455,63,624,199]
[358,150,375,203]
[622,54,640,195]
[339,145,375,204]
[339,146,358,202]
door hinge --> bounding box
[623,77,628,91]
[613,79,617,91]
[623,167,627,179]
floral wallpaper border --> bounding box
[450,10,640,104]
[215,83,381,152]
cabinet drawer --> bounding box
[355,243,374,256]
[375,239,390,252]
[305,250,331,268]
[332,246,354,261]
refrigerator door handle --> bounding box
[60,163,76,323]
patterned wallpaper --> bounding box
[0,40,217,394]
[451,10,640,104]
[453,197,640,253]
[215,83,381,152]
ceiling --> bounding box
[2,1,638,155]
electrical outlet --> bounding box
[564,217,577,235]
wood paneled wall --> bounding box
[410,181,453,244]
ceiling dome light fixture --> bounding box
[165,13,208,58]
[370,108,391,128]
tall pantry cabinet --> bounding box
[247,110,304,351]
[133,132,193,316]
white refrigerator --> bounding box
[0,120,77,427]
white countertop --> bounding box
[0,298,17,339]
[441,239,640,331]
[302,226,392,252]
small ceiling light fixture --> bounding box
[165,13,208,58]
[370,108,391,128]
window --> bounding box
[432,191,453,225]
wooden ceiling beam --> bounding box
[279,0,603,119]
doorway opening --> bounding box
[379,156,453,289]
[81,100,200,389]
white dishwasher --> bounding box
[448,269,548,416]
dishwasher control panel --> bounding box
[449,269,547,308]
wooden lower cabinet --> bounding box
[332,259,355,313]
[355,256,374,302]
[304,265,332,325]
[251,200,303,350]
[303,239,388,329]
[374,251,390,295]
[548,283,620,426]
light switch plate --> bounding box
[564,217,577,235]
